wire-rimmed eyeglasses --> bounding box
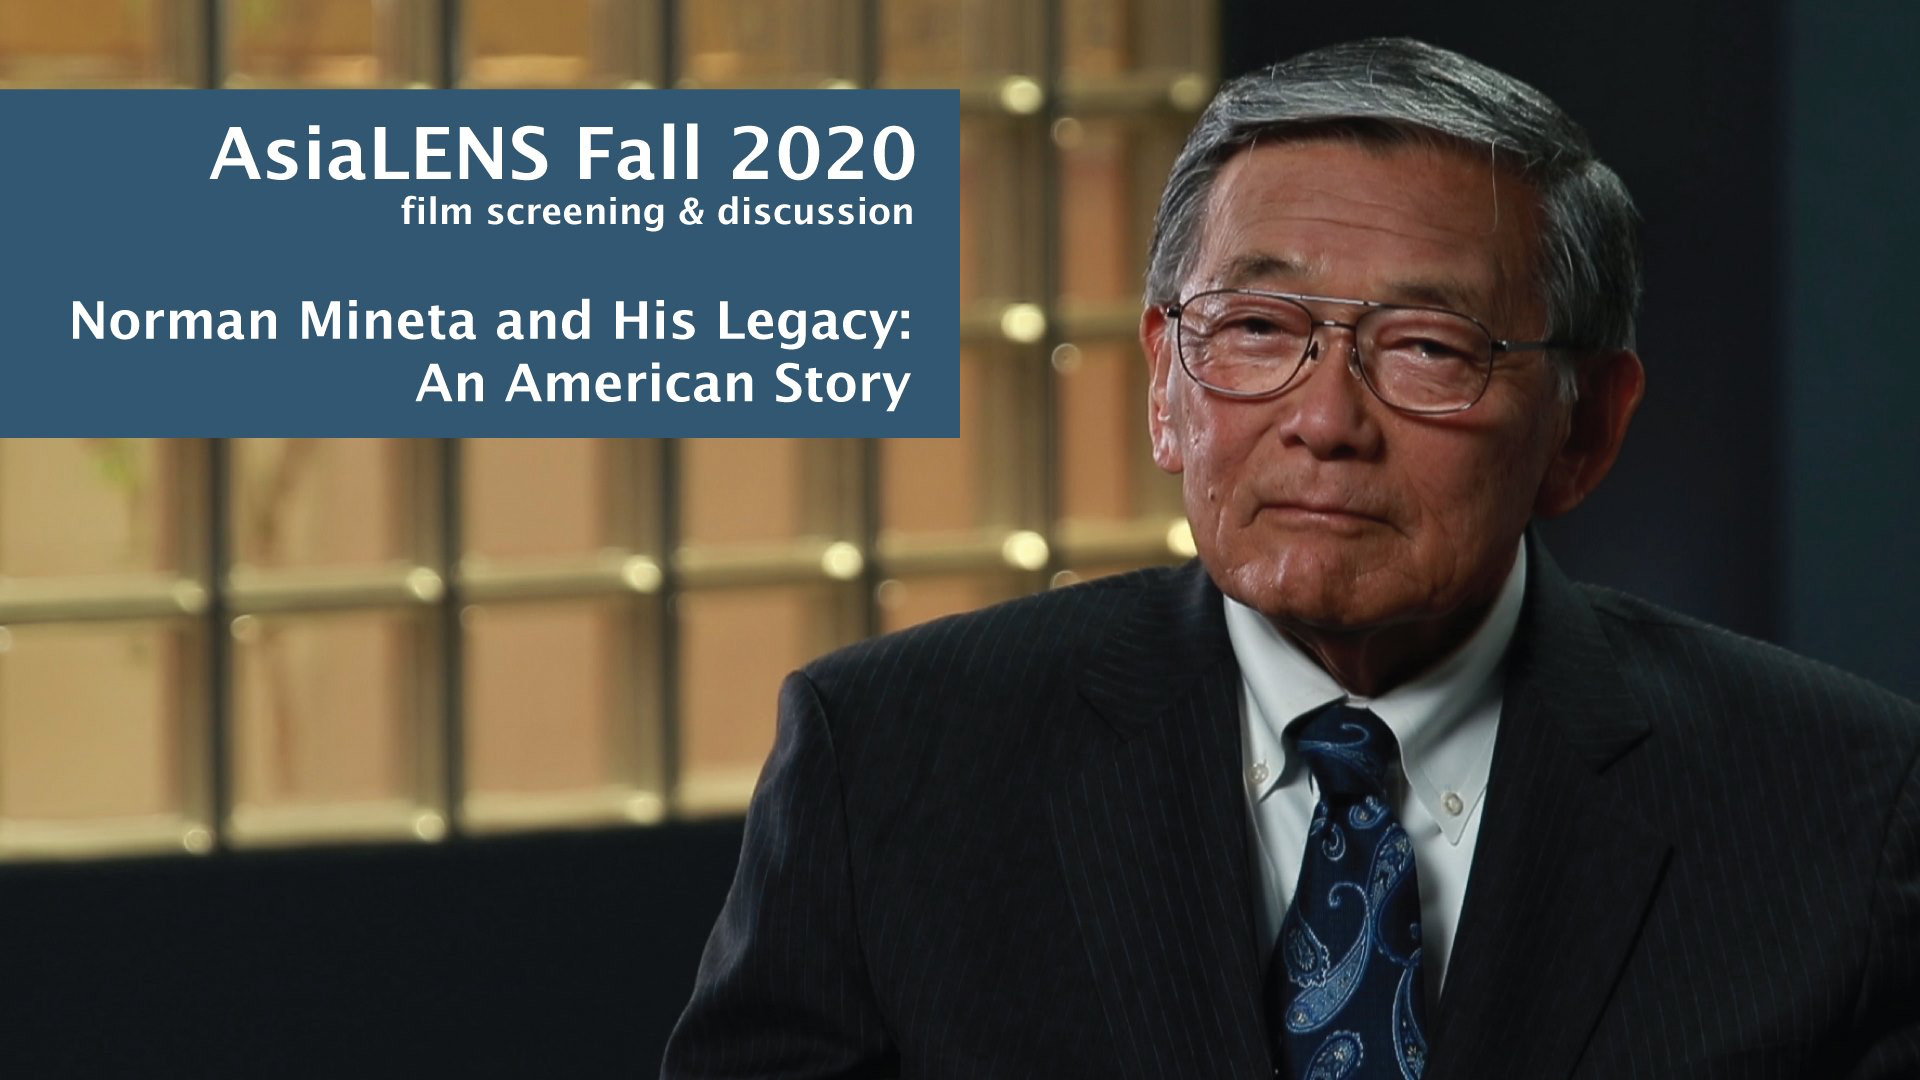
[1162,288,1572,415]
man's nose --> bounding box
[1275,326,1384,460]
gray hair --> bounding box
[1145,38,1642,397]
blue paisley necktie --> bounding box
[1268,703,1429,1080]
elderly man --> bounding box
[663,38,1920,1079]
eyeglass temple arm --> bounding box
[1492,338,1577,353]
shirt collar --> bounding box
[1226,539,1527,844]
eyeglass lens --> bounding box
[1176,292,1492,411]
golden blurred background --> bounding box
[0,0,1214,859]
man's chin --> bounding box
[1209,559,1399,634]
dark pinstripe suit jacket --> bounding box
[663,539,1920,1078]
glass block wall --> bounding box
[0,0,1212,857]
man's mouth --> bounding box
[1256,501,1388,528]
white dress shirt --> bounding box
[1225,540,1526,1009]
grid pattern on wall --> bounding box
[0,0,1212,859]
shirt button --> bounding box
[1442,792,1465,816]
[1249,762,1269,786]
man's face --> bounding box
[1145,138,1576,635]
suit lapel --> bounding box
[1049,564,1272,1078]
[1426,537,1673,1080]
[1050,544,1672,1079]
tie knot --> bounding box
[1291,704,1398,800]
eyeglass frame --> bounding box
[1160,287,1576,415]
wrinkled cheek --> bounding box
[1182,481,1236,570]
[1179,441,1226,511]
[1187,432,1236,504]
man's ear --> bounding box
[1535,349,1645,518]
[1142,304,1185,474]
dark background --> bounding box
[5,2,1914,1075]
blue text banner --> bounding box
[0,90,960,437]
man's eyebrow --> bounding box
[1219,253,1312,287]
[1378,277,1486,315]
[1214,255,1488,316]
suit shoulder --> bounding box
[1579,583,1920,735]
[799,564,1176,705]
[787,567,1186,824]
